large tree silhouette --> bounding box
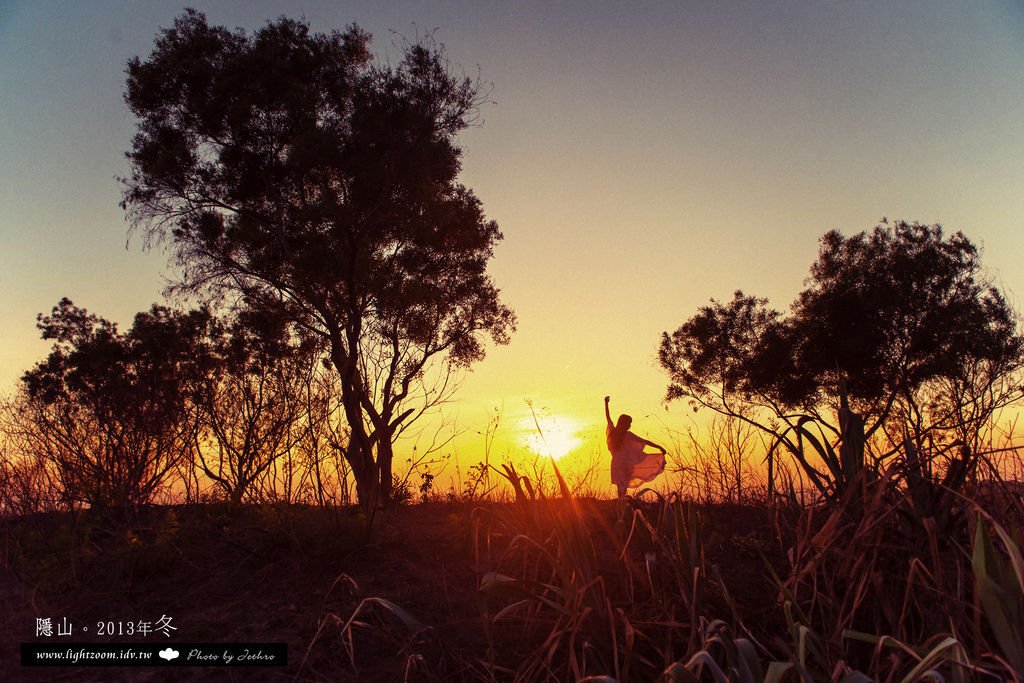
[122,11,515,507]
[659,221,1023,496]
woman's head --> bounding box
[615,414,632,431]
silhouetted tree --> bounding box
[189,307,312,503]
[122,11,514,507]
[660,221,1023,497]
[16,299,209,508]
[282,359,354,506]
[0,413,62,516]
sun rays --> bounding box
[520,412,585,461]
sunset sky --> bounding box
[2,1,1024,489]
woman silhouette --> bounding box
[604,396,666,500]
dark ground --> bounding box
[1,499,783,682]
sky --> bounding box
[2,1,1024,490]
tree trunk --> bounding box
[353,462,378,510]
[328,324,380,510]
[377,438,394,505]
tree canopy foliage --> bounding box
[16,299,210,508]
[121,10,515,506]
[660,221,1023,495]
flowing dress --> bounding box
[607,427,666,489]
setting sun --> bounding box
[520,413,585,460]
[4,4,1024,681]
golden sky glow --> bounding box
[520,410,587,462]
[3,1,1024,494]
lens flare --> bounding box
[520,413,584,460]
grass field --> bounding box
[4,474,1022,681]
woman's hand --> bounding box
[604,396,610,404]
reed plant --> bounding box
[473,462,746,681]
[468,461,1023,681]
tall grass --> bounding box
[472,478,749,680]
[465,465,1023,681]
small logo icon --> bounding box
[158,648,179,661]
